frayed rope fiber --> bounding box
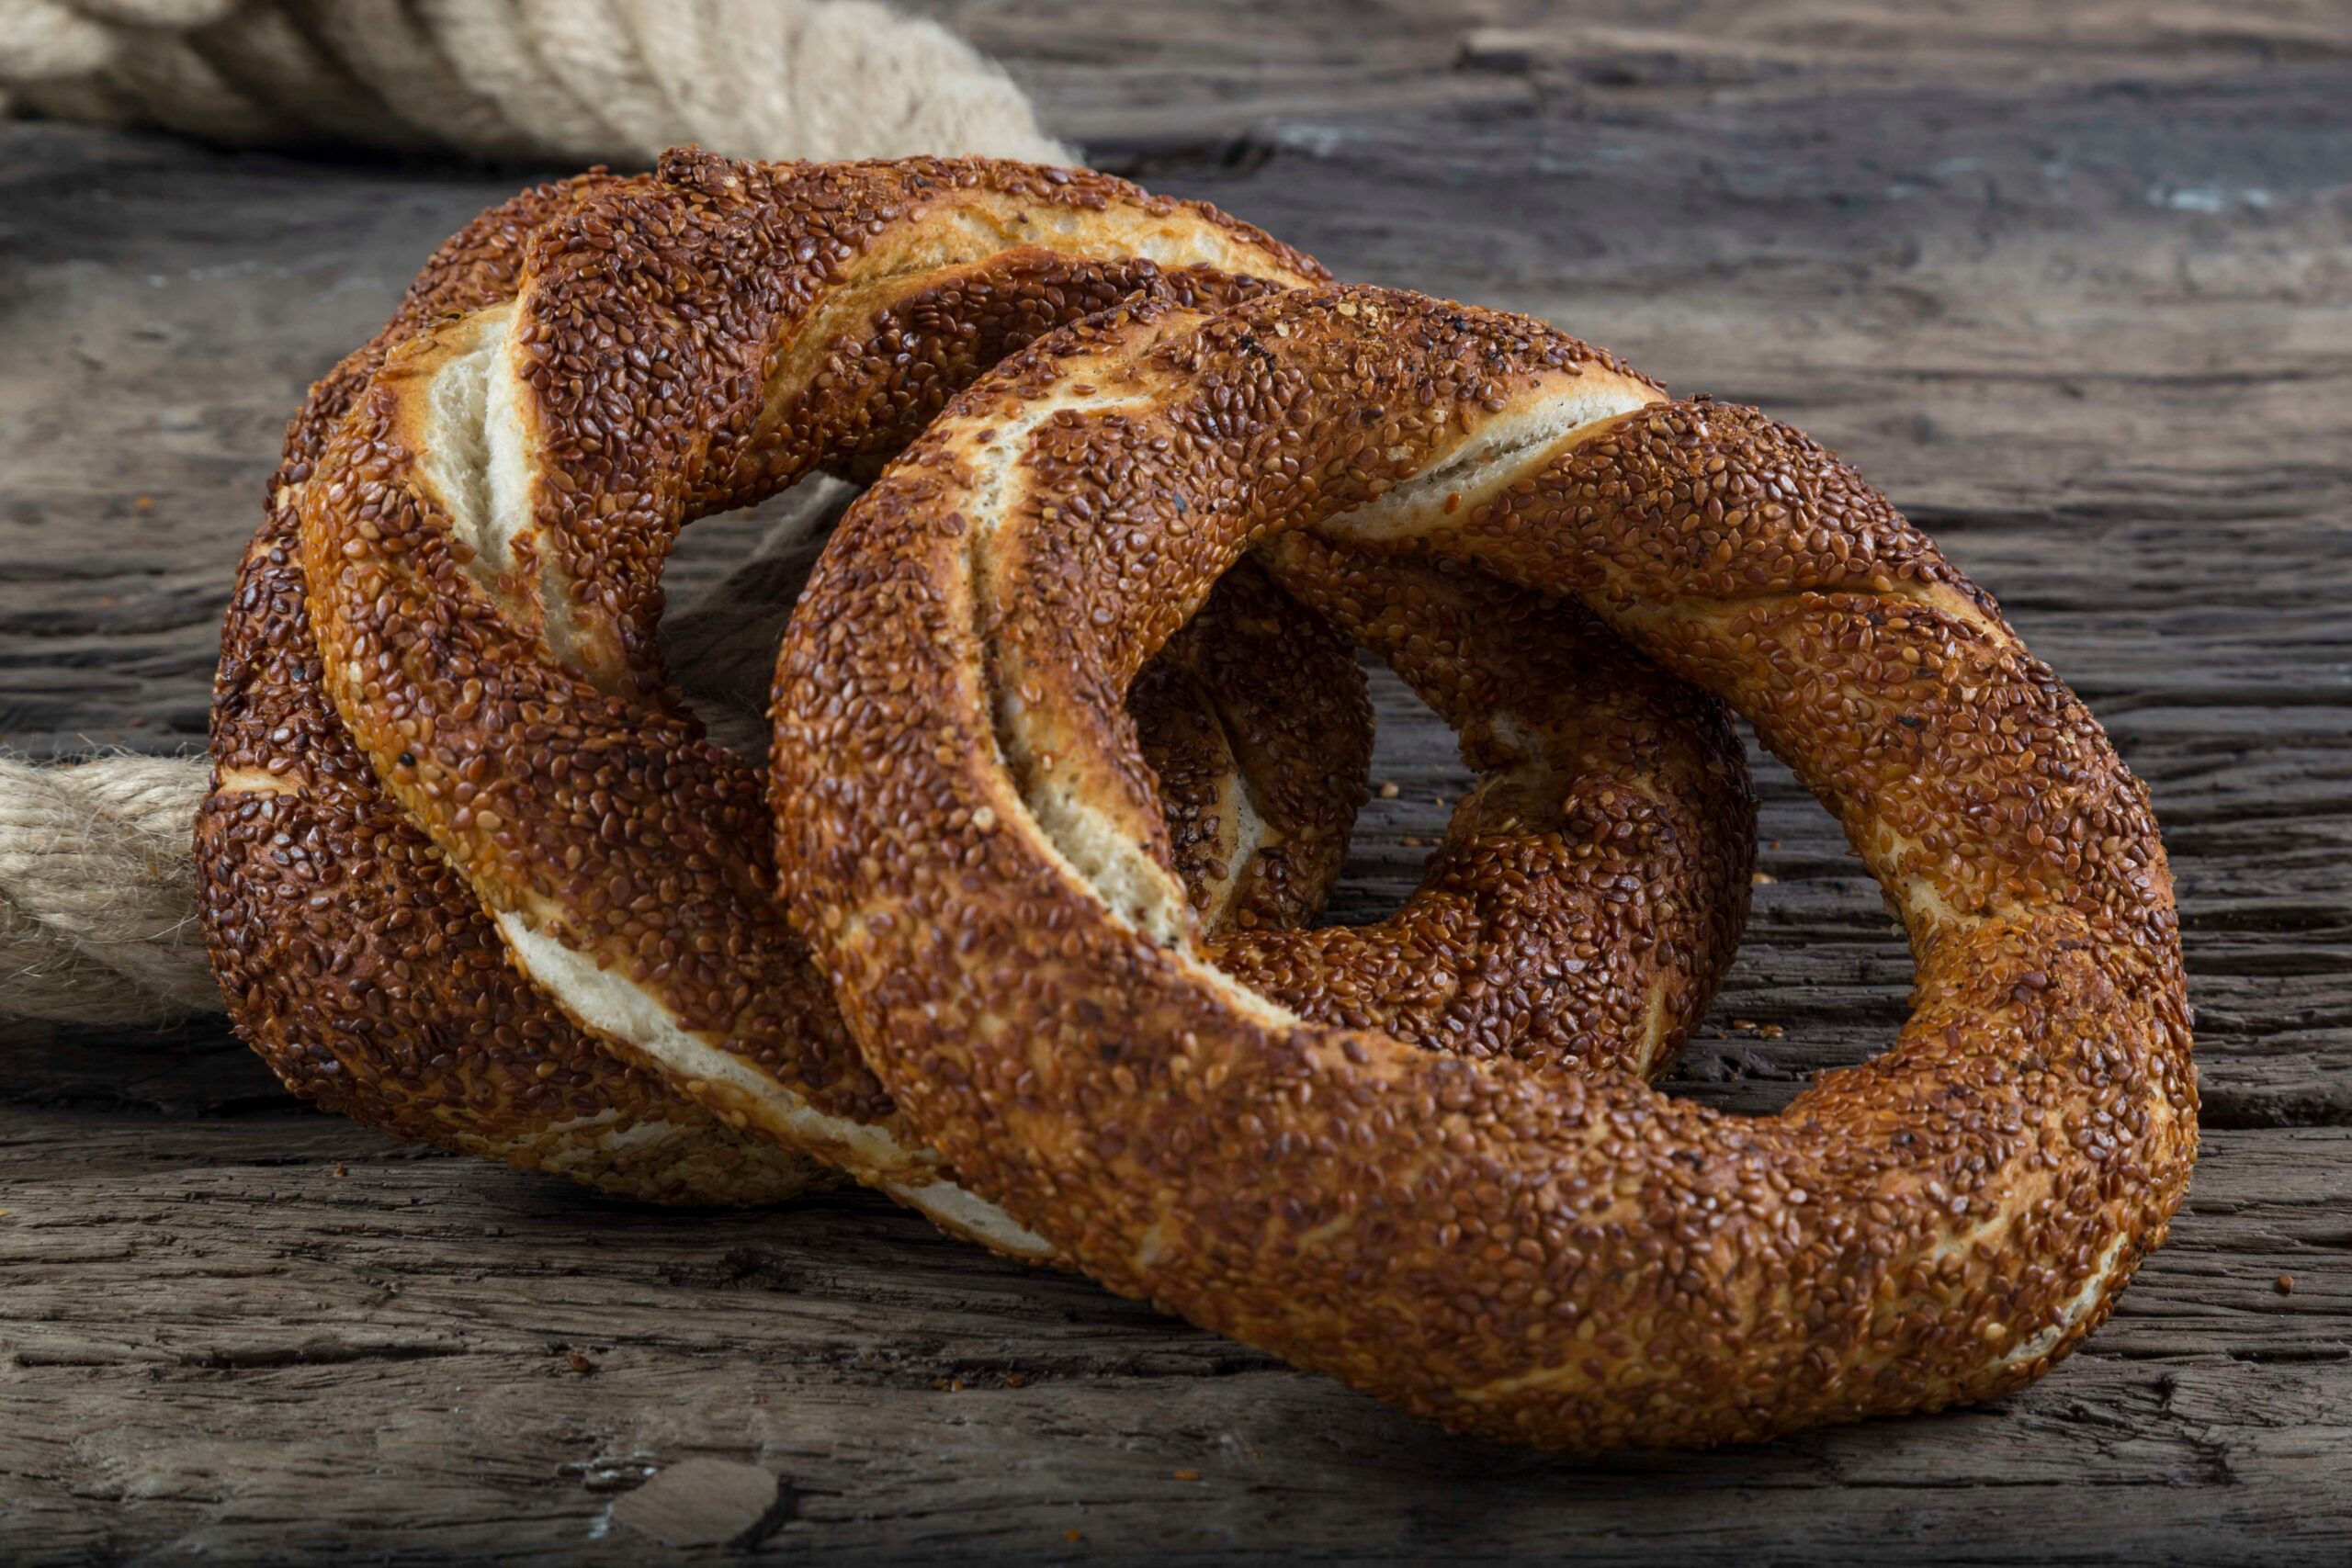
[0,0,1070,165]
[0,755,220,1023]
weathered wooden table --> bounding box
[4,5,2346,1562]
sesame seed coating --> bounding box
[1218,533,1753,1076]
[1128,557,1374,935]
[199,175,817,1204]
[770,284,2195,1449]
[205,154,1756,1231]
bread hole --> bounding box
[659,478,859,761]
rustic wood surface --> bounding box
[3,3,2347,1562]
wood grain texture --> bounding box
[2,2,2347,1561]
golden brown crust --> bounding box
[1219,535,1753,1075]
[198,175,815,1204]
[280,155,1354,1233]
[1131,558,1374,935]
[193,163,1343,1207]
[243,153,1759,1234]
[769,284,2195,1449]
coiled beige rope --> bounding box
[0,2,1065,1023]
[0,0,1069,164]
[0,754,219,1022]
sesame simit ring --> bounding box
[770,284,2196,1447]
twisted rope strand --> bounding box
[0,0,1071,164]
[0,754,219,1022]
